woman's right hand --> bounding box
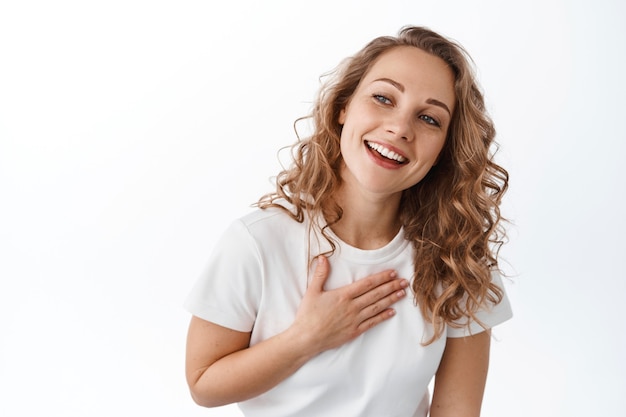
[186,255,408,407]
[288,255,409,355]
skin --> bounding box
[186,46,492,414]
[430,331,491,417]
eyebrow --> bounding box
[373,77,452,116]
[426,98,452,116]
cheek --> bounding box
[338,127,353,155]
[417,135,447,165]
[431,140,448,165]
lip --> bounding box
[364,140,409,169]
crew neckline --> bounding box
[325,226,409,264]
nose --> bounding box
[385,111,413,141]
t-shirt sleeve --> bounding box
[446,270,513,338]
[184,219,262,332]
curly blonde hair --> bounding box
[257,26,508,343]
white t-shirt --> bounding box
[185,204,512,417]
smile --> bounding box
[365,141,407,164]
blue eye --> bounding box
[420,115,440,127]
[373,94,392,105]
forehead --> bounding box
[361,46,455,103]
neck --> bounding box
[329,186,403,250]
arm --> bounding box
[185,317,310,407]
[429,330,491,417]
[185,255,409,407]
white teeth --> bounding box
[366,141,407,163]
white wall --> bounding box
[1,1,624,416]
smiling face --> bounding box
[338,46,456,200]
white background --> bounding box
[1,0,625,416]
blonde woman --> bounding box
[185,26,512,417]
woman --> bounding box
[185,26,512,417]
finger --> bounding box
[309,255,330,292]
[347,270,406,299]
[356,308,397,335]
[353,277,409,309]
[345,270,396,298]
[358,287,407,321]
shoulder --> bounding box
[215,201,308,260]
[238,204,291,228]
[446,270,513,338]
[236,200,304,237]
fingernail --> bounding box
[390,271,397,278]
[388,309,396,317]
[396,289,406,297]
[401,279,409,287]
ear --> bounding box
[338,107,346,125]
